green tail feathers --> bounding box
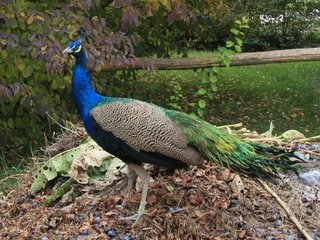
[166,110,301,176]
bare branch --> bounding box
[97,47,320,71]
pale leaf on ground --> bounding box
[69,144,112,184]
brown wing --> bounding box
[90,100,203,165]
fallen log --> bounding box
[100,47,320,71]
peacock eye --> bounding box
[74,45,82,53]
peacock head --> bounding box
[63,40,83,56]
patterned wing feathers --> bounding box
[90,101,203,165]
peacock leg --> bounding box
[118,165,137,209]
[119,164,151,225]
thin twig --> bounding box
[297,149,320,157]
[0,174,24,185]
[45,111,80,136]
[299,135,320,142]
[217,122,243,129]
[258,178,312,240]
[243,136,280,141]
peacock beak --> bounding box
[63,47,73,54]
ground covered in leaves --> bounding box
[1,128,320,240]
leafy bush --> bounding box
[237,0,320,51]
[0,0,139,158]
[0,1,71,157]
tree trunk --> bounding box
[100,47,320,71]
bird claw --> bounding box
[119,213,143,226]
[116,196,130,211]
[117,167,137,211]
[119,213,139,221]
[115,204,125,210]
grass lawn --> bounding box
[216,61,320,135]
[0,153,24,193]
[131,61,320,136]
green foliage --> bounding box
[236,0,320,50]
[122,0,245,56]
[44,178,74,206]
[193,17,249,117]
[0,0,140,159]
[227,16,249,53]
[168,82,183,111]
[31,145,75,193]
[194,67,219,117]
[217,61,320,135]
[0,152,24,195]
[0,1,72,158]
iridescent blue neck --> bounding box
[71,49,102,134]
[75,50,87,66]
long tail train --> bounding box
[166,110,302,177]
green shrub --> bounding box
[0,4,86,160]
[238,0,320,51]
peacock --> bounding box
[63,35,300,223]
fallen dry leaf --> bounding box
[195,169,206,177]
[69,145,112,184]
[238,229,247,238]
[189,194,203,206]
[213,236,224,240]
[229,174,245,196]
[147,194,157,206]
[193,209,203,218]
[221,168,231,181]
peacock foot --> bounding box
[116,165,138,210]
[115,203,125,211]
[119,211,144,226]
[118,164,151,225]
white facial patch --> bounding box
[74,45,82,53]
